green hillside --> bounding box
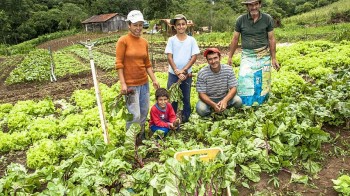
[284,0,350,25]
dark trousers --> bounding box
[167,73,192,122]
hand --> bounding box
[120,83,128,95]
[272,59,280,71]
[178,73,187,81]
[213,104,221,113]
[169,123,175,130]
[227,58,233,66]
[173,118,181,127]
[152,80,160,89]
[217,100,228,112]
[174,69,181,75]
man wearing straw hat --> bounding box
[227,0,280,106]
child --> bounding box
[149,88,179,137]
[165,14,200,123]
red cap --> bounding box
[203,48,221,58]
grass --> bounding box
[275,22,350,42]
[274,0,350,42]
[284,0,350,25]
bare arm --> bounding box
[182,55,197,73]
[227,31,240,66]
[117,69,128,95]
[199,93,221,113]
[268,31,280,71]
[146,67,160,89]
[178,55,197,81]
[167,53,177,73]
[167,53,196,81]
[217,87,237,111]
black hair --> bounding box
[155,88,169,99]
[206,50,221,58]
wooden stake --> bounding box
[81,40,110,144]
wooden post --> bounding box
[81,40,110,144]
[48,47,57,82]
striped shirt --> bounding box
[196,64,238,99]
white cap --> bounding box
[126,10,144,23]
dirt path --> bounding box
[0,69,118,104]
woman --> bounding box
[116,10,159,137]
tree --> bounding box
[0,10,11,44]
[273,0,296,16]
[295,2,314,14]
[144,0,172,19]
[59,3,87,29]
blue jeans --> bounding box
[125,83,150,131]
[196,95,242,117]
[150,125,170,137]
[167,73,192,122]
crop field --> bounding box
[284,0,350,25]
[0,30,349,195]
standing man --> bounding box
[196,48,242,117]
[227,0,280,106]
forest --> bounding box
[0,0,341,45]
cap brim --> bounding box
[204,48,221,57]
[129,19,144,23]
[241,0,259,4]
[170,17,187,25]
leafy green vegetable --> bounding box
[332,175,350,195]
[168,81,184,111]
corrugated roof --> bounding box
[82,13,121,24]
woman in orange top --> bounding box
[116,10,160,139]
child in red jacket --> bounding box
[149,88,179,137]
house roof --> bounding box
[82,13,122,24]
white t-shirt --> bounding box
[164,35,200,74]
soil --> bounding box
[236,125,350,195]
[0,34,349,195]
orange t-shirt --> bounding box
[115,33,152,86]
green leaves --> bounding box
[5,49,51,84]
[240,164,261,182]
[168,82,183,111]
[108,94,133,122]
[149,156,233,195]
[332,175,350,195]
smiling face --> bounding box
[157,96,168,110]
[128,21,144,37]
[246,1,261,16]
[174,19,187,34]
[206,52,221,73]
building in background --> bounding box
[82,13,127,33]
